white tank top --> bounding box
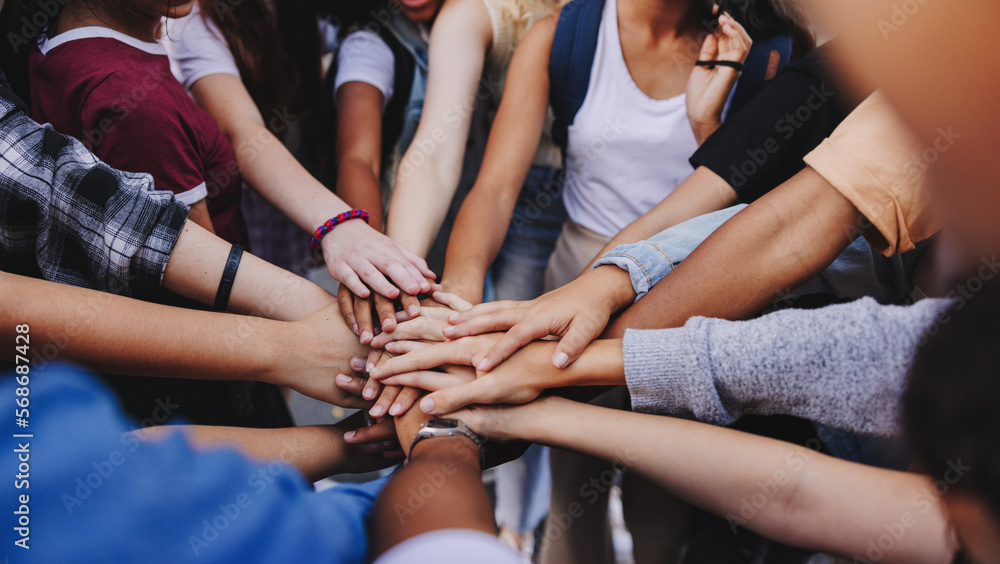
[562,0,698,238]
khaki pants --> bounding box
[544,218,612,292]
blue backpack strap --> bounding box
[728,34,794,115]
[548,0,606,155]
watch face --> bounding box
[426,419,460,429]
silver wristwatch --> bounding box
[408,419,485,470]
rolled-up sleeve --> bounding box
[803,91,939,256]
[0,99,189,296]
[592,205,746,300]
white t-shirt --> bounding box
[562,0,699,238]
[163,4,340,89]
[333,30,396,107]
[162,4,241,88]
[374,530,520,564]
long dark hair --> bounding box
[192,0,322,131]
[0,0,63,102]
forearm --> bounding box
[371,437,493,557]
[163,219,335,321]
[0,271,280,381]
[385,0,491,258]
[140,419,373,482]
[516,398,951,562]
[232,119,351,230]
[192,74,350,234]
[521,338,626,389]
[622,297,953,435]
[336,159,385,230]
[386,159,459,258]
[440,182,522,302]
[606,167,860,335]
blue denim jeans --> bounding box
[490,165,565,533]
[491,165,568,302]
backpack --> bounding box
[548,0,793,155]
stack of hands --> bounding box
[327,266,635,458]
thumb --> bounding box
[698,31,718,62]
[552,318,602,369]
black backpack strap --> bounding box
[548,0,606,155]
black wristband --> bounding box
[214,244,244,312]
[695,60,745,71]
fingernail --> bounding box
[408,304,420,316]
[477,359,490,371]
[351,357,366,371]
[352,323,358,335]
[389,404,401,416]
[363,388,376,400]
[448,313,459,321]
[360,331,373,343]
[367,363,376,373]
[370,405,384,417]
[553,352,570,368]
[443,326,455,336]
[336,374,352,385]
[344,430,356,440]
[420,396,435,413]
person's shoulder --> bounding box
[781,43,835,82]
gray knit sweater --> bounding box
[623,297,952,436]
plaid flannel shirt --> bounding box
[0,82,188,297]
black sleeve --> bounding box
[690,48,859,203]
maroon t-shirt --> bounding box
[29,29,248,247]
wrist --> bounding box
[250,319,292,385]
[315,210,371,250]
[410,435,482,468]
[570,339,626,386]
[440,275,484,304]
[592,266,637,313]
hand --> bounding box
[340,415,406,461]
[441,266,635,371]
[391,393,437,451]
[686,9,752,144]
[370,337,554,415]
[335,354,424,418]
[267,303,374,409]
[369,291,474,349]
[449,397,558,444]
[337,284,415,344]
[321,219,435,300]
[335,414,406,467]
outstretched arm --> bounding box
[440,13,558,303]
[189,73,433,301]
[335,81,388,230]
[606,166,860,334]
[0,271,369,407]
[135,413,398,482]
[456,397,955,563]
[385,0,492,257]
[163,218,335,321]
[369,402,496,559]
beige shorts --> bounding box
[544,218,613,292]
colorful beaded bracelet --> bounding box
[310,209,370,249]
